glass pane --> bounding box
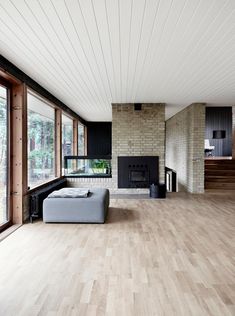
[0,86,8,225]
[64,157,111,177]
[28,92,55,189]
[78,123,85,155]
[62,114,73,168]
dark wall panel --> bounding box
[205,107,232,156]
[87,122,112,156]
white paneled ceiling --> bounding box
[0,0,235,121]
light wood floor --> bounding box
[0,192,234,316]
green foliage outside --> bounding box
[90,159,111,174]
[0,88,7,223]
[78,124,84,155]
[28,111,54,183]
[0,94,7,173]
[62,123,73,158]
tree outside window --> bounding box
[62,114,73,170]
[78,123,85,156]
[27,92,55,189]
[0,86,7,224]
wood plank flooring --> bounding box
[0,192,234,316]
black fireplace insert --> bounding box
[118,156,159,188]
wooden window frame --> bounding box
[55,109,62,178]
[77,122,87,156]
[61,112,78,175]
[27,89,59,190]
[26,91,85,188]
[84,125,87,155]
[0,78,12,232]
[0,69,87,227]
[61,112,76,154]
[73,119,78,156]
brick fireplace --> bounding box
[68,103,165,193]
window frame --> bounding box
[0,68,87,230]
[26,90,86,191]
[0,79,12,232]
[27,89,57,191]
[78,122,86,156]
[61,112,74,158]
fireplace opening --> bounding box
[129,170,149,182]
[118,156,159,188]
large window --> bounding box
[28,92,55,189]
[78,123,85,155]
[0,85,9,227]
[62,113,73,167]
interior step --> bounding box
[205,170,235,176]
[205,164,235,169]
[205,182,235,190]
[205,159,235,190]
[205,176,235,183]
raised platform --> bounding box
[205,158,235,190]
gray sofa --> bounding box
[43,188,109,223]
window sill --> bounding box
[27,176,64,194]
[65,175,112,178]
[0,224,22,242]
